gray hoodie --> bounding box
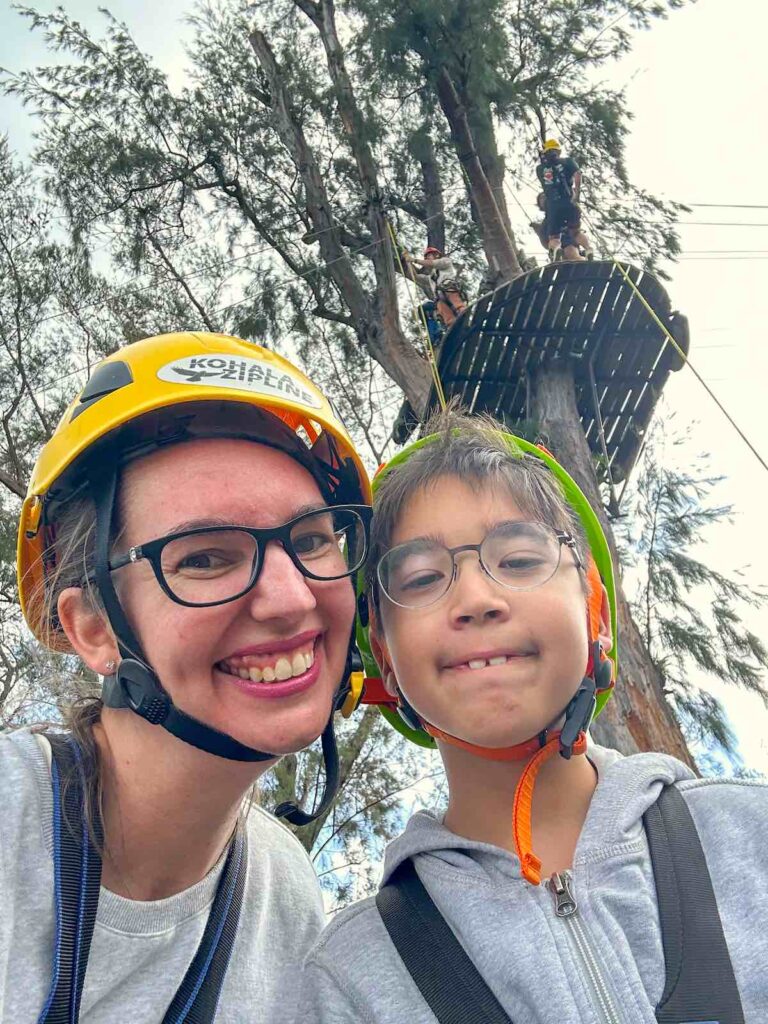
[299,744,768,1022]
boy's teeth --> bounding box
[464,656,510,670]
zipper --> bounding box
[548,871,623,1024]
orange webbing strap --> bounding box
[512,731,588,885]
[424,722,551,761]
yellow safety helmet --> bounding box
[17,331,372,824]
[543,138,562,152]
[18,330,371,651]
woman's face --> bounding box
[114,438,356,756]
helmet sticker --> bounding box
[157,354,323,409]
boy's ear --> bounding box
[57,586,119,674]
[597,583,613,654]
[368,605,398,697]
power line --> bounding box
[678,222,768,228]
[682,203,768,210]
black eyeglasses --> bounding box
[377,521,582,609]
[104,505,372,608]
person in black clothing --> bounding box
[530,192,583,262]
[536,139,593,259]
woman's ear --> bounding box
[368,605,398,697]
[57,587,118,675]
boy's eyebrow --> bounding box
[397,518,532,547]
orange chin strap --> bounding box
[513,731,588,884]
[423,722,557,761]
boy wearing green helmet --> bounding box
[298,409,767,1023]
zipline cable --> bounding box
[577,204,768,476]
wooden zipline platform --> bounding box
[428,260,689,490]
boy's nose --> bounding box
[448,558,510,625]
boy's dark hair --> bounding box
[367,408,588,606]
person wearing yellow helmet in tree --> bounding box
[5,332,372,1023]
[297,407,767,1023]
[536,138,594,260]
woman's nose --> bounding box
[246,540,317,619]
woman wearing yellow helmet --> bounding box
[5,332,372,1022]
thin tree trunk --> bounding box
[410,130,446,252]
[432,68,522,286]
[530,362,695,767]
[461,89,515,243]
[249,28,430,412]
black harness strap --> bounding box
[378,785,743,1024]
[40,734,247,1024]
[375,860,514,1024]
[643,785,744,1024]
[162,825,247,1024]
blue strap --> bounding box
[38,735,102,1024]
[39,733,247,1023]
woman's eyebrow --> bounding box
[167,503,329,535]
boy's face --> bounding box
[375,476,592,749]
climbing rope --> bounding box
[578,207,768,475]
[503,175,768,477]
[386,219,447,410]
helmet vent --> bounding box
[71,360,134,422]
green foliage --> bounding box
[616,418,768,760]
[266,708,443,904]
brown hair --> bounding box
[367,407,587,605]
[26,489,110,843]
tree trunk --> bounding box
[461,89,515,243]
[432,69,522,286]
[249,28,431,412]
[530,362,695,767]
[409,130,445,252]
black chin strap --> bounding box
[557,641,609,759]
[92,467,347,818]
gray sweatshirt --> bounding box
[299,744,768,1022]
[0,728,325,1023]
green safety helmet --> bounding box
[355,432,617,749]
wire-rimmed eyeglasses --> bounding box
[376,521,582,609]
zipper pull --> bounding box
[550,872,578,918]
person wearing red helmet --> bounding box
[298,408,768,1023]
[405,245,468,327]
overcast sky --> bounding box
[3,0,768,769]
